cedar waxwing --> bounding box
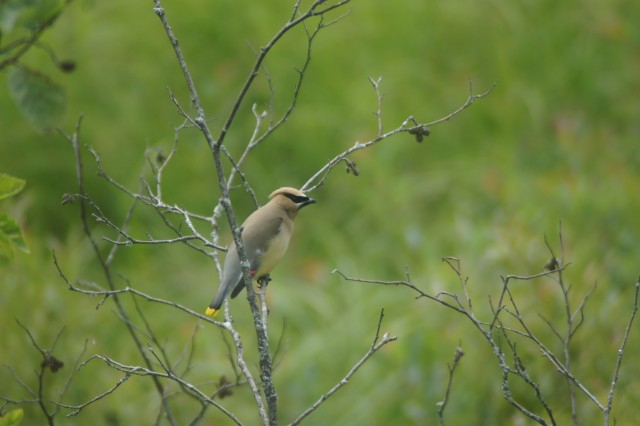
[205,187,316,317]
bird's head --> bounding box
[269,187,316,217]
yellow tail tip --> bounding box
[205,307,219,317]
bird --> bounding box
[205,187,316,317]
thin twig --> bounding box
[604,277,640,425]
[437,346,464,425]
[331,269,466,315]
[288,309,397,425]
[60,354,243,424]
[213,0,353,149]
[59,117,179,423]
[301,80,495,193]
[12,321,66,425]
[368,76,384,137]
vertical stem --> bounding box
[213,146,278,425]
[65,116,177,425]
[153,2,278,423]
[557,267,578,425]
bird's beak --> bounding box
[298,197,316,209]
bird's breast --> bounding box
[254,232,290,277]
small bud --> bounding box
[58,60,77,73]
[544,257,559,271]
[408,125,430,143]
[61,193,75,205]
[218,375,233,399]
[454,346,464,363]
[41,355,64,373]
[344,159,360,176]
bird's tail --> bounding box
[205,306,219,317]
[205,288,227,317]
[205,272,252,317]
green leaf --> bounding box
[0,173,26,201]
[0,408,24,426]
[0,0,63,33]
[0,0,25,33]
[7,66,66,131]
[0,213,30,256]
[0,229,12,258]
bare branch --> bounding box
[425,80,497,127]
[501,266,572,283]
[2,365,36,399]
[54,257,226,325]
[42,2,498,425]
[152,3,360,421]
[223,314,270,423]
[213,0,354,149]
[437,346,464,425]
[60,354,243,424]
[499,273,605,412]
[288,310,397,425]
[71,146,223,256]
[338,224,640,425]
[56,120,183,422]
[59,369,133,417]
[331,268,466,315]
[7,321,68,425]
[368,76,384,137]
[604,277,640,425]
[301,80,495,193]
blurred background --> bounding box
[1,0,639,424]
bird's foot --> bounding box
[257,274,272,289]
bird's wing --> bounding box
[229,214,284,299]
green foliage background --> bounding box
[1,0,639,424]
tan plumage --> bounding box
[205,187,316,317]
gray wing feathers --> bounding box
[208,206,285,309]
[208,246,241,310]
[229,215,284,299]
